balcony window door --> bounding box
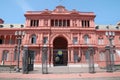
[84,35,89,44]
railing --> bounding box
[0,44,16,48]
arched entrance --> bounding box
[53,36,68,66]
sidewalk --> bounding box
[0,72,120,79]
[0,65,120,79]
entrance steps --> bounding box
[28,64,106,74]
[34,63,98,68]
[68,63,98,67]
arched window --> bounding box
[2,50,9,61]
[98,37,104,45]
[100,52,105,61]
[31,35,36,44]
[84,35,89,44]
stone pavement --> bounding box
[0,77,120,80]
[0,66,120,80]
[0,72,120,80]
[29,65,106,74]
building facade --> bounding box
[0,5,120,68]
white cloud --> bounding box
[15,0,33,11]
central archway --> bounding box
[53,36,68,66]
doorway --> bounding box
[53,36,68,66]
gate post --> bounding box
[105,31,115,72]
[22,45,28,74]
[105,45,115,72]
[42,45,48,74]
[88,47,95,73]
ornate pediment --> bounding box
[53,5,68,13]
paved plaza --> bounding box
[0,66,120,80]
[0,72,120,80]
[0,77,120,80]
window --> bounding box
[59,20,62,27]
[0,39,3,44]
[43,37,48,44]
[98,38,101,45]
[73,37,78,44]
[98,38,104,45]
[2,50,9,61]
[82,20,90,28]
[100,52,105,61]
[14,46,17,61]
[9,38,13,44]
[67,20,70,26]
[84,35,89,44]
[74,50,79,63]
[111,39,114,45]
[50,19,70,27]
[85,51,89,62]
[30,20,39,27]
[55,20,58,26]
[87,21,90,27]
[63,20,66,26]
[31,35,37,44]
[51,19,54,26]
[110,53,116,61]
[44,20,48,26]
[21,25,24,28]
[14,51,17,61]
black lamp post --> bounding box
[42,44,48,74]
[15,31,25,72]
[105,31,115,72]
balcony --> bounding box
[0,44,16,48]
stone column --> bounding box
[79,20,82,27]
[68,48,71,63]
[71,48,74,63]
[4,35,6,44]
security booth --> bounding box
[88,47,95,73]
[42,45,48,74]
[22,45,34,74]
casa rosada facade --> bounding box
[0,5,120,68]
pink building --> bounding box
[0,5,120,68]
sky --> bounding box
[0,0,120,25]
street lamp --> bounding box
[15,31,25,72]
[105,31,115,72]
[42,44,48,74]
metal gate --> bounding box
[28,50,34,71]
